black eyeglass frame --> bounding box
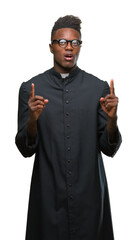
[51,39,82,48]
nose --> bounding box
[65,41,73,50]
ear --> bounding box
[49,44,54,54]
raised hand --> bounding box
[100,80,118,119]
[28,83,48,121]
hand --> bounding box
[100,80,118,119]
[28,83,48,121]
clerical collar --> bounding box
[60,73,69,79]
[49,66,80,80]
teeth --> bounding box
[64,55,73,60]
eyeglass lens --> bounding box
[59,39,81,48]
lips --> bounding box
[64,53,73,61]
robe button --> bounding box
[71,229,75,235]
[66,100,69,104]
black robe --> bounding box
[15,67,122,240]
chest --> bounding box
[36,80,101,133]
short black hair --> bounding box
[51,15,82,40]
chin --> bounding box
[54,59,77,73]
[63,62,77,70]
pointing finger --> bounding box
[110,79,115,95]
[30,83,35,98]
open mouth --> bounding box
[64,54,73,61]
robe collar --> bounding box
[49,66,80,81]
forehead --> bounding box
[52,28,81,40]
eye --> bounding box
[59,39,67,47]
[72,40,80,46]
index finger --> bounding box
[30,83,35,98]
[110,79,115,95]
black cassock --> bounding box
[15,67,122,240]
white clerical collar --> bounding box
[60,73,69,78]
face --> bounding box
[49,28,81,73]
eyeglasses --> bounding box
[51,39,82,49]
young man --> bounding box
[15,15,122,240]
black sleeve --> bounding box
[15,82,38,157]
[98,81,122,157]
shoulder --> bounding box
[79,69,110,94]
[24,69,51,86]
[19,69,51,94]
[81,69,105,85]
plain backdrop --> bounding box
[0,0,137,239]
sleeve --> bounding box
[98,81,122,157]
[15,82,38,157]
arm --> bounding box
[27,83,48,145]
[98,80,122,157]
[15,83,48,157]
[100,80,119,142]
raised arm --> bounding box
[15,82,48,157]
[100,79,118,142]
[27,83,48,144]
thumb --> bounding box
[44,99,49,104]
[100,97,105,104]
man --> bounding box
[15,15,122,240]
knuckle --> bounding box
[35,95,44,100]
[37,100,44,105]
[38,105,44,110]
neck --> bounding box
[53,63,77,74]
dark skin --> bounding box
[100,79,118,142]
[27,28,118,143]
[49,28,81,73]
[27,83,48,143]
